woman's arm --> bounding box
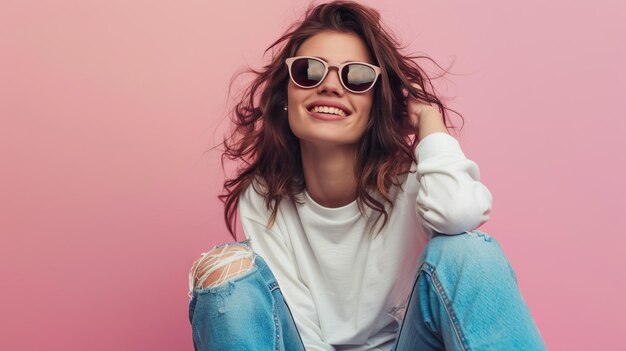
[403,87,492,235]
[417,112,450,142]
[414,131,493,235]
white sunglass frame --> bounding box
[285,56,381,94]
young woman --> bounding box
[188,1,546,350]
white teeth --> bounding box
[311,105,347,117]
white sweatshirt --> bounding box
[238,132,493,351]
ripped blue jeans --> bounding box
[188,230,546,350]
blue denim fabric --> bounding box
[189,231,546,350]
[189,239,306,351]
[391,230,546,351]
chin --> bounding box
[289,115,366,145]
[300,134,362,147]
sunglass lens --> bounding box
[291,58,326,87]
[342,64,377,92]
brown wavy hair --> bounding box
[217,0,462,240]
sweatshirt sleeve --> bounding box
[415,132,493,235]
[238,185,336,351]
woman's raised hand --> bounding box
[401,83,448,140]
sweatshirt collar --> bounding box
[302,188,360,219]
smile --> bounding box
[306,107,349,121]
[309,105,347,117]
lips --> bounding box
[307,108,345,121]
[305,100,352,116]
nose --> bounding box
[317,67,344,96]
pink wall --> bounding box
[2,0,624,349]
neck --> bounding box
[300,141,358,208]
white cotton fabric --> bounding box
[238,132,493,351]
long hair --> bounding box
[218,0,462,240]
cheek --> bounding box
[286,87,304,136]
[287,82,303,105]
[356,94,374,117]
[356,95,374,131]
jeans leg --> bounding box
[188,240,306,351]
[393,230,546,351]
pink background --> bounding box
[1,0,625,350]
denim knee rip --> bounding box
[188,242,257,299]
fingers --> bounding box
[403,83,423,98]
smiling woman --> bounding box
[288,31,375,191]
[188,1,546,350]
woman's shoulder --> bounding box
[238,176,271,221]
[239,176,299,220]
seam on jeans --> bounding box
[255,253,281,351]
[268,280,279,292]
[248,262,280,351]
[273,298,280,351]
[191,319,202,351]
[280,293,307,350]
[391,262,425,351]
[260,254,305,350]
[428,263,469,351]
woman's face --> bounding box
[287,31,375,148]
